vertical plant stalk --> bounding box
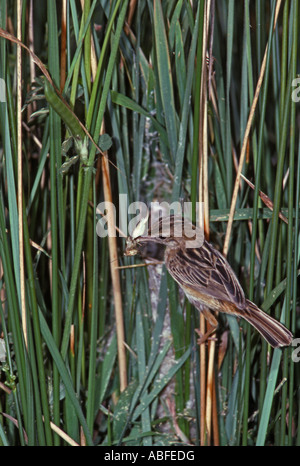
[81,0,91,95]
[223,0,282,258]
[279,0,294,444]
[200,4,210,241]
[191,1,205,217]
[198,0,219,446]
[199,312,206,445]
[125,0,138,34]
[60,0,67,91]
[17,0,27,349]
[287,0,298,444]
[28,0,37,115]
[191,2,206,446]
[101,124,127,393]
[197,8,208,446]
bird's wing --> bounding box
[166,240,246,308]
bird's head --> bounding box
[124,214,203,256]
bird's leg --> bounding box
[195,326,217,345]
[195,308,218,345]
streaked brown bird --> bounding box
[125,215,293,348]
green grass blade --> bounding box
[153,0,177,163]
[38,310,93,445]
[60,0,129,360]
[256,348,284,446]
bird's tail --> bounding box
[242,300,293,348]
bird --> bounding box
[124,214,293,348]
